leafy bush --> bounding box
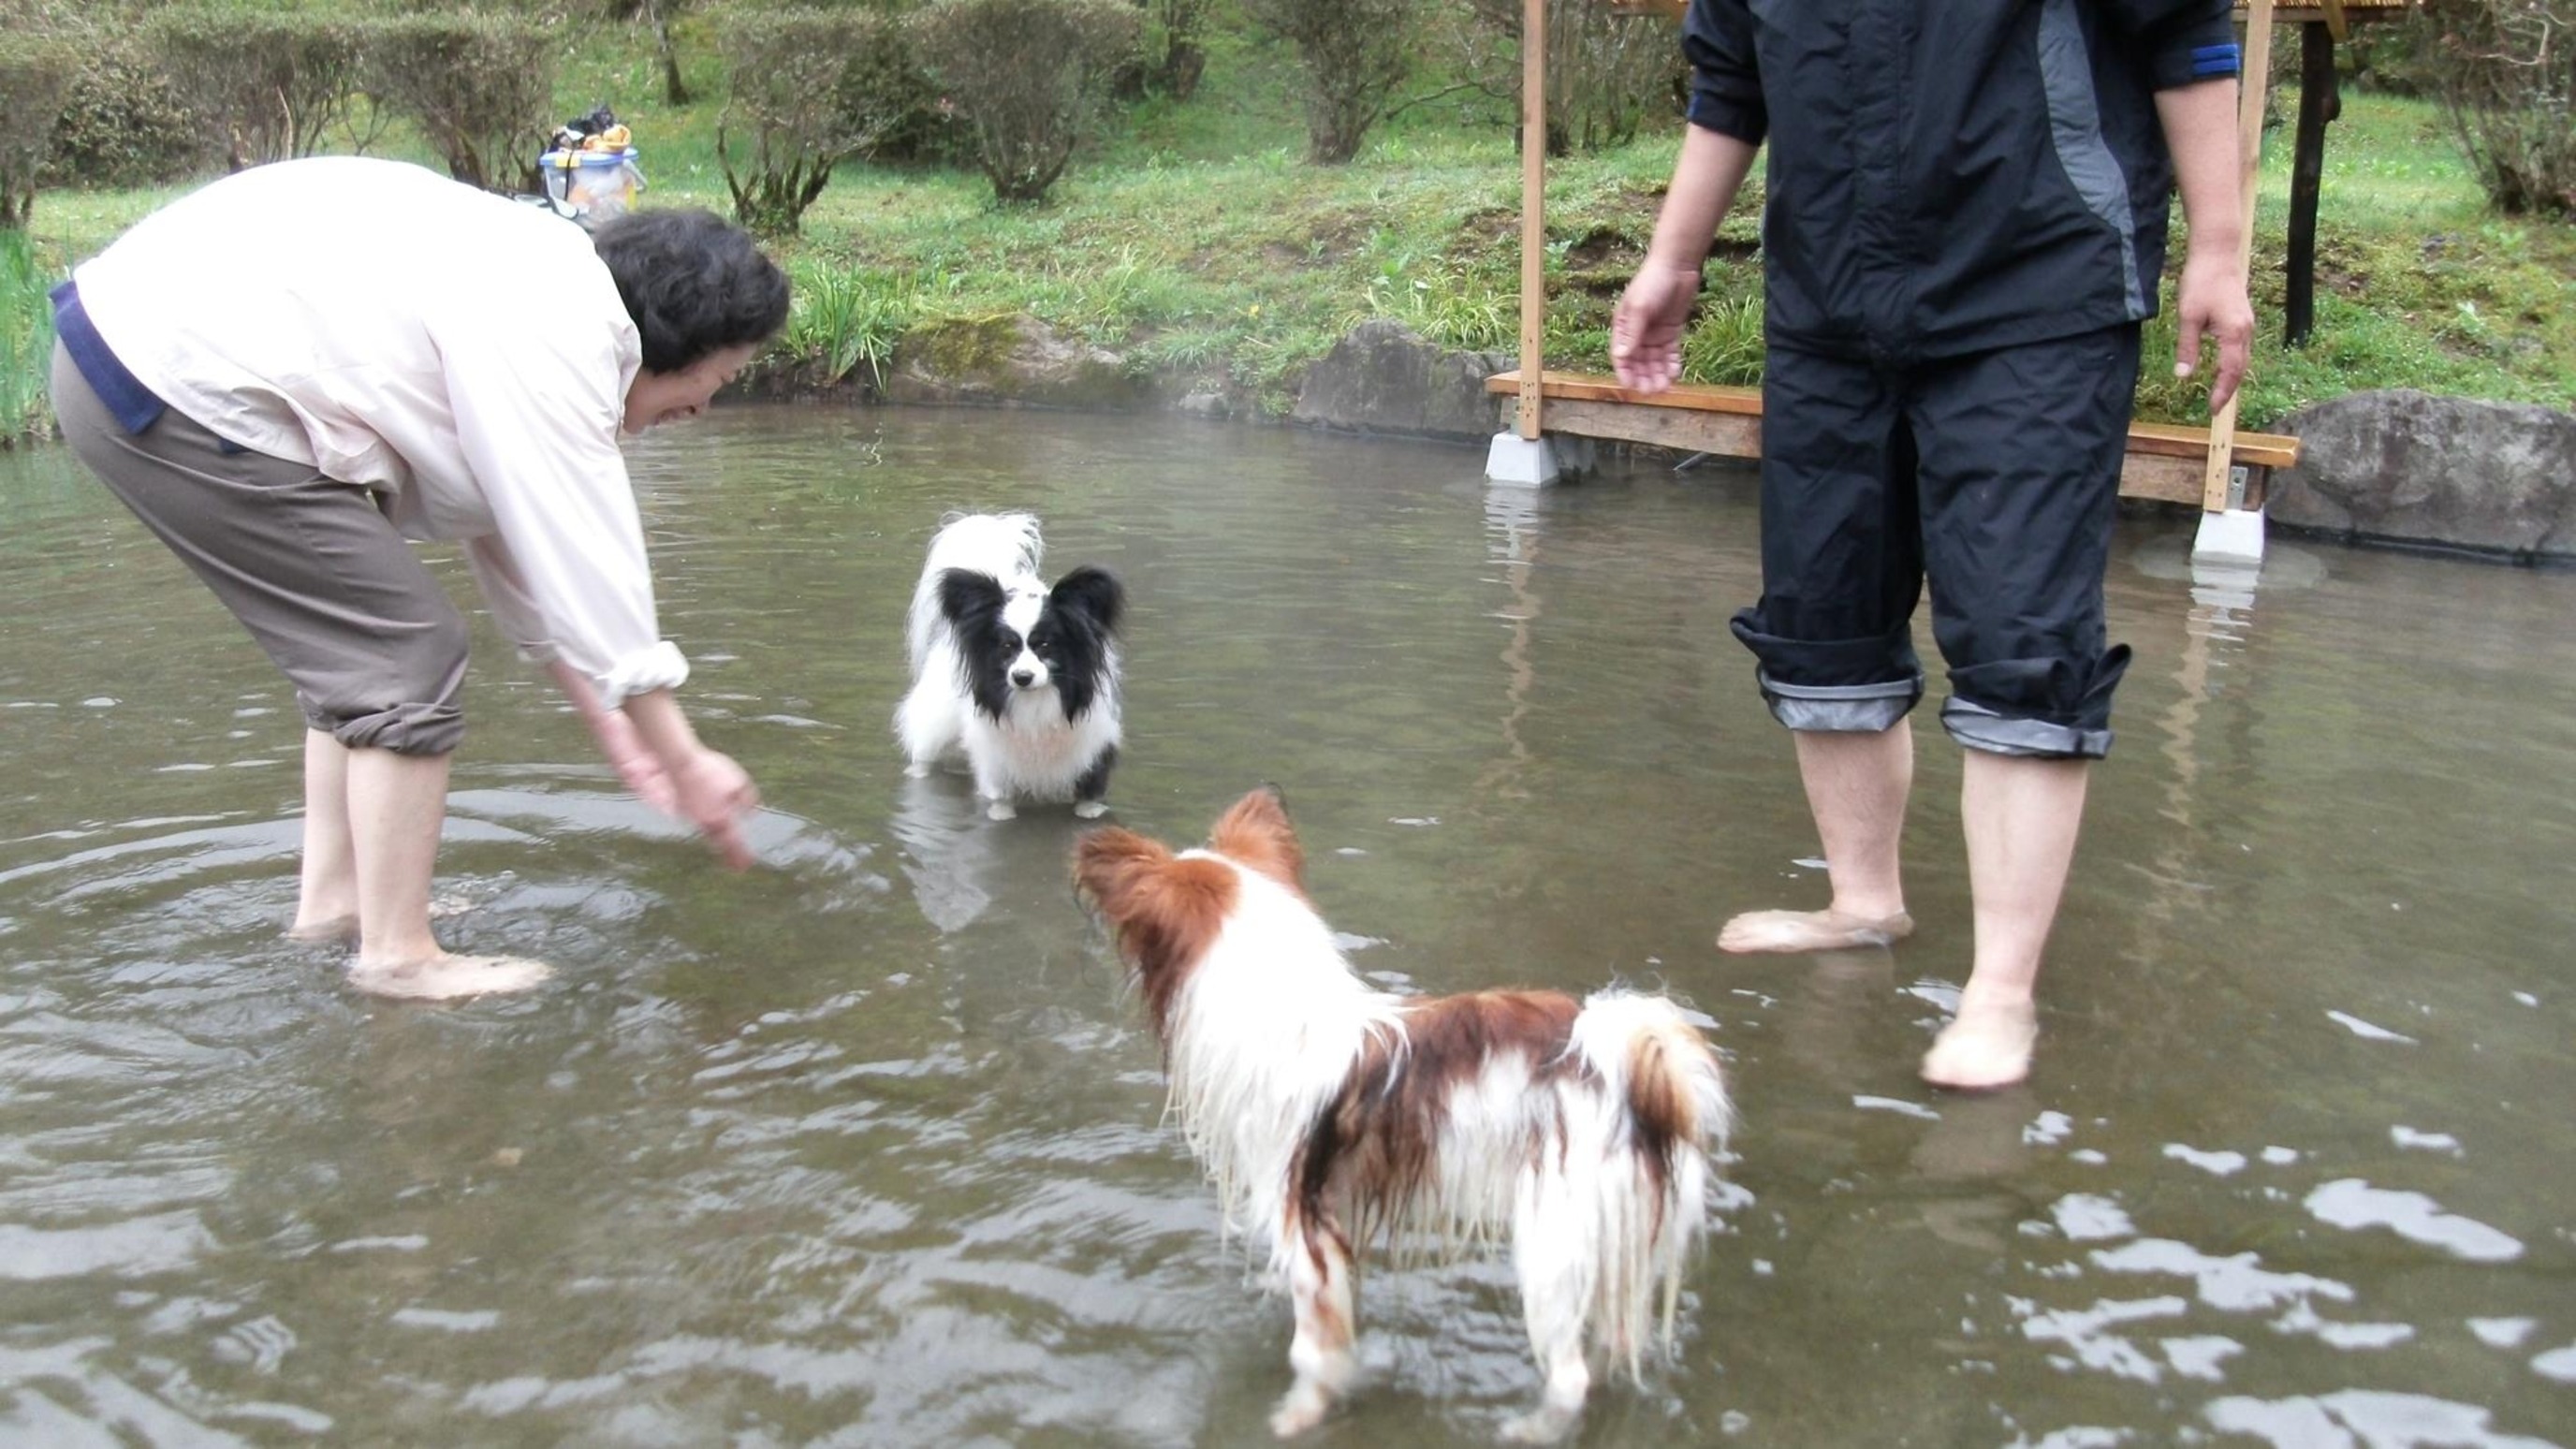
[2415,0,2576,217]
[364,14,555,194]
[144,5,367,169]
[0,34,75,228]
[44,35,207,189]
[1241,0,1427,165]
[1454,0,1678,154]
[714,6,922,236]
[913,0,1139,204]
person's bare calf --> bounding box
[1720,724,1915,954]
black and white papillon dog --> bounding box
[897,512,1125,820]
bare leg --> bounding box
[1269,1228,1359,1437]
[342,747,547,1001]
[1921,751,2088,1090]
[288,730,359,941]
[1720,723,1917,952]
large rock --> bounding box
[2271,390,2576,558]
[884,315,1150,410]
[1291,319,1509,441]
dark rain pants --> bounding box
[1730,324,2141,759]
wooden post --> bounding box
[1515,0,1547,440]
[2201,0,2276,514]
[2285,20,2339,347]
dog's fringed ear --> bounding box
[937,568,1008,632]
[1072,827,1171,920]
[1049,565,1125,637]
[1209,785,1304,894]
[1074,827,1235,1037]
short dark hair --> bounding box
[591,209,791,374]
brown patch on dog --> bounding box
[1208,785,1305,896]
[1074,827,1237,1043]
[1623,1024,1705,1203]
[1293,989,1587,1252]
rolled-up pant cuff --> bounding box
[1939,644,2131,760]
[300,695,466,756]
[1939,697,2111,759]
[1757,670,1924,733]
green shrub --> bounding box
[715,6,922,236]
[364,14,555,194]
[1456,0,1677,154]
[2416,0,2576,218]
[44,35,207,189]
[144,5,366,169]
[912,0,1138,204]
[1240,0,1426,165]
[0,34,76,228]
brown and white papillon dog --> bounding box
[1073,787,1731,1442]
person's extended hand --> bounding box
[1611,262,1702,394]
[670,747,760,870]
[593,707,678,816]
[2173,248,2254,414]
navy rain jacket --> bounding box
[1684,0,2242,362]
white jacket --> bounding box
[74,156,688,706]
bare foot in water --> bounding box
[286,914,358,944]
[1920,996,2039,1090]
[1718,908,1915,954]
[347,954,550,1001]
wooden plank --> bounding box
[1516,0,1547,440]
[1515,396,2271,508]
[1511,396,1764,456]
[1493,371,2303,469]
[2128,420,2300,469]
[1486,370,1764,416]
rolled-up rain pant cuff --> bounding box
[1732,610,1924,733]
[1939,645,2131,760]
[1756,670,1923,733]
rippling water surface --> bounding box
[3,407,2571,1446]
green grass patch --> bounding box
[7,24,2571,440]
[0,229,59,446]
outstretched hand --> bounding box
[593,707,679,816]
[671,747,761,871]
[2173,250,2254,414]
[1610,263,1702,395]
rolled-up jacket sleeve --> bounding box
[2105,0,2242,89]
[1683,0,1766,144]
[438,312,689,709]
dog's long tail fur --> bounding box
[907,511,1044,674]
[1565,988,1732,1379]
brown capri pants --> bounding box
[51,342,469,755]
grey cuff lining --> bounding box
[1939,697,2113,760]
[1759,670,1923,734]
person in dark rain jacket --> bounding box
[1612,0,2255,1089]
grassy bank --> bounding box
[7,18,2572,446]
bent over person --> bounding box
[1613,2,2255,1087]
[50,157,790,1000]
